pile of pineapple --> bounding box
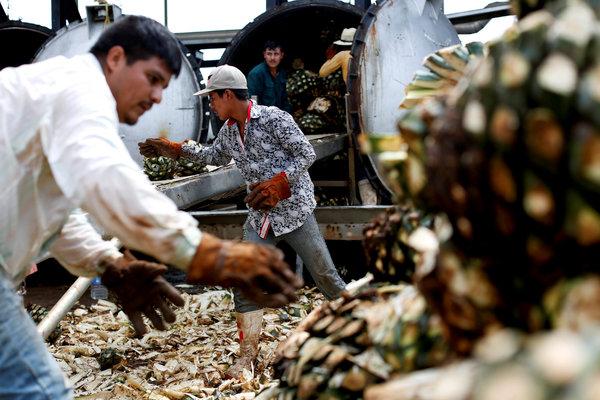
[287,69,347,134]
[143,141,208,181]
[399,0,600,351]
[269,0,600,398]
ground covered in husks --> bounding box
[48,287,324,400]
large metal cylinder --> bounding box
[33,5,203,166]
[347,0,460,200]
[0,21,52,69]
[220,0,364,74]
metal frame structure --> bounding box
[191,206,392,241]
[156,133,349,209]
[176,1,512,68]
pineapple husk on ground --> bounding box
[270,284,453,399]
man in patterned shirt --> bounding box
[139,64,346,378]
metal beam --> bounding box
[190,205,392,241]
[176,29,239,49]
[177,3,512,53]
[447,4,512,25]
[0,3,8,23]
[156,133,348,209]
[51,0,81,31]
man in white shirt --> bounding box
[0,15,301,399]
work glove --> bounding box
[138,138,183,159]
[187,233,303,308]
[101,250,185,337]
[244,172,292,211]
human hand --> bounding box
[101,251,185,337]
[187,234,302,308]
[138,138,183,159]
[244,172,291,211]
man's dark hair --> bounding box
[263,40,283,52]
[90,15,182,77]
[213,89,249,101]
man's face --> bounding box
[104,46,172,125]
[208,91,231,121]
[263,47,283,69]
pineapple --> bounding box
[363,207,434,283]
[272,284,451,399]
[391,0,600,353]
[400,42,485,110]
[288,68,347,134]
[286,69,320,112]
[143,155,176,181]
[473,329,600,400]
[363,328,600,400]
[362,44,484,284]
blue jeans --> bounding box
[234,213,346,313]
[0,271,72,400]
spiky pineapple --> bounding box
[390,0,600,353]
[542,274,600,330]
[171,140,208,177]
[400,42,485,110]
[286,69,320,112]
[363,207,435,283]
[272,284,451,399]
[143,156,176,181]
[362,44,484,285]
[298,112,328,135]
[363,328,600,400]
[26,303,61,343]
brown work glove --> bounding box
[187,233,302,308]
[101,251,185,337]
[244,172,292,211]
[138,138,183,159]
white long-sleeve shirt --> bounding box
[0,53,201,284]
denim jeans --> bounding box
[0,271,72,400]
[234,213,346,313]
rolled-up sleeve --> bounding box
[49,210,121,277]
[41,81,201,271]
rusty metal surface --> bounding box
[156,133,348,210]
[356,0,459,135]
[189,205,392,241]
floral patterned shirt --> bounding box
[181,103,316,236]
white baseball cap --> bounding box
[193,64,248,96]
[333,28,356,46]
